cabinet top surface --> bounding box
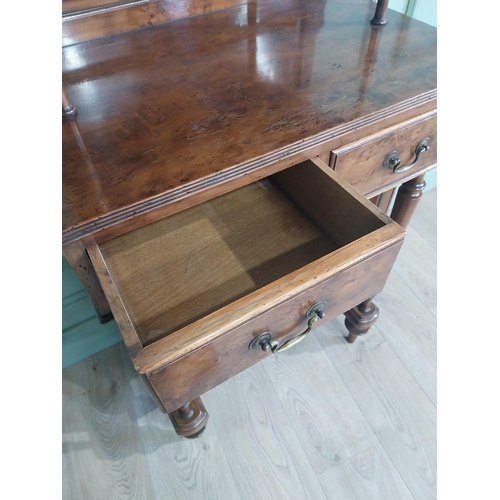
[62,0,436,242]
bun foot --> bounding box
[62,87,78,120]
[169,397,209,438]
[344,298,379,343]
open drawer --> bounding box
[88,158,405,413]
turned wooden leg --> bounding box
[371,0,389,25]
[63,87,78,120]
[344,298,379,343]
[390,174,426,229]
[169,398,209,439]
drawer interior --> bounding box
[97,160,387,347]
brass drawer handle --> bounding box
[383,137,431,174]
[249,301,327,354]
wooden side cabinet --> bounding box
[84,159,404,435]
[62,0,436,437]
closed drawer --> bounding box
[331,111,437,197]
[88,158,405,412]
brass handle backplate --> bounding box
[383,137,431,174]
[249,301,327,354]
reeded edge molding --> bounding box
[63,0,152,21]
[62,89,437,245]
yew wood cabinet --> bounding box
[62,0,437,437]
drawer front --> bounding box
[88,158,405,414]
[147,241,402,413]
[332,113,437,196]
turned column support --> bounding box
[169,397,209,439]
[344,298,379,343]
[371,0,389,26]
[390,174,426,229]
[62,87,78,120]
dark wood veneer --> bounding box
[62,0,436,244]
[62,0,252,46]
[147,242,402,412]
[371,0,389,25]
[62,0,436,438]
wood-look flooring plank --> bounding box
[316,319,436,500]
[392,225,437,311]
[408,188,437,252]
[372,270,436,406]
[373,185,437,405]
[62,447,72,500]
[319,443,415,500]
[318,464,355,500]
[203,363,328,500]
[122,344,244,500]
[62,344,156,500]
[262,334,377,474]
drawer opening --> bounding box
[97,159,387,348]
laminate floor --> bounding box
[62,188,437,500]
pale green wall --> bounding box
[62,256,122,368]
[62,0,437,368]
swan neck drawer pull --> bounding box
[383,137,431,174]
[249,301,327,354]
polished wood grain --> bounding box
[63,93,435,249]
[391,174,427,229]
[87,243,143,354]
[344,298,379,343]
[317,151,331,165]
[147,239,402,412]
[62,87,77,120]
[62,188,437,499]
[331,112,437,197]
[271,158,390,247]
[82,160,404,414]
[61,0,436,444]
[62,0,130,15]
[370,188,396,214]
[139,373,168,412]
[62,0,437,244]
[168,398,209,438]
[371,0,389,26]
[62,239,112,322]
[87,161,404,373]
[96,178,338,346]
[91,219,403,375]
[62,0,251,46]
